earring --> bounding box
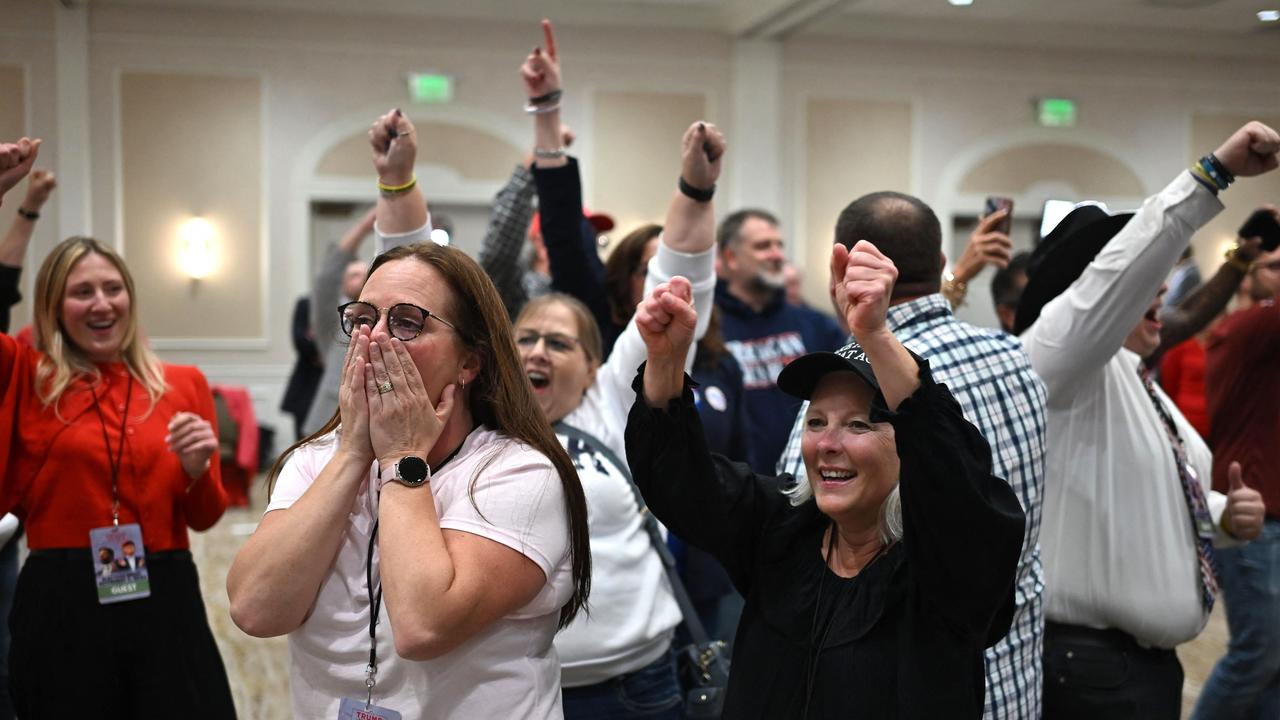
[459,379,466,390]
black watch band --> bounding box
[677,176,715,203]
[16,208,38,221]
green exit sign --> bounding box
[1037,98,1077,127]
[408,73,453,104]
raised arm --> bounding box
[631,276,781,590]
[1147,210,1275,367]
[0,155,45,333]
[522,20,612,334]
[0,138,39,208]
[942,206,1013,309]
[477,161,537,320]
[370,109,428,235]
[831,241,920,408]
[594,121,725,405]
[310,208,375,352]
[1024,122,1279,394]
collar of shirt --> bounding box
[886,293,953,334]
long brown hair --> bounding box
[267,243,591,628]
[32,237,167,411]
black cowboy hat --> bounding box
[1013,204,1135,335]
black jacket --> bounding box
[624,361,1025,719]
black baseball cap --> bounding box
[777,342,885,412]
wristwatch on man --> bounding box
[380,456,430,489]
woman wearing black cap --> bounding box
[624,240,1026,719]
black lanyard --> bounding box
[91,375,134,527]
[363,438,467,706]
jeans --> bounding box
[562,648,683,720]
[1042,623,1183,720]
[1192,518,1280,720]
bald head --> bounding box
[834,192,943,298]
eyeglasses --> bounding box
[515,330,583,356]
[338,301,457,342]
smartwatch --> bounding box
[381,456,431,489]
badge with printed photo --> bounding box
[89,523,151,604]
[338,697,402,720]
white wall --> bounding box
[6,1,1279,444]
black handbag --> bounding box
[556,423,730,718]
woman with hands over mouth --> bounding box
[624,241,1026,719]
[228,109,591,720]
[0,235,234,719]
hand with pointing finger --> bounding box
[1222,461,1265,540]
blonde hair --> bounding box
[32,237,167,411]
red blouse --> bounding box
[0,332,227,550]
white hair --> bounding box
[782,473,903,546]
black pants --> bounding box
[9,550,236,719]
[1043,622,1183,720]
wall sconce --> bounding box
[179,217,216,279]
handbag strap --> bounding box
[555,421,715,647]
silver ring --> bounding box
[377,381,393,395]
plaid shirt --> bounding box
[477,164,541,320]
[777,294,1048,720]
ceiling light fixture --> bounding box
[948,0,974,5]
[1259,10,1280,21]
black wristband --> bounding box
[528,90,562,106]
[16,208,38,221]
[678,176,715,203]
[1206,153,1235,185]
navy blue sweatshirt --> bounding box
[715,281,846,473]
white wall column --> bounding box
[54,2,92,239]
[727,38,782,216]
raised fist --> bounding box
[0,137,40,205]
[369,109,417,187]
[830,240,897,339]
[681,122,726,192]
[1213,121,1280,179]
[636,276,697,368]
[23,169,56,209]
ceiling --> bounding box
[90,0,1280,54]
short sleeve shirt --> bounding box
[267,426,573,720]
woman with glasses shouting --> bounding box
[506,21,727,718]
[228,107,591,720]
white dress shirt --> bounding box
[1022,172,1234,649]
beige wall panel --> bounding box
[593,91,707,238]
[959,144,1144,198]
[120,72,262,339]
[1190,113,1280,278]
[803,98,912,304]
[316,122,522,180]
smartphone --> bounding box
[983,196,1014,235]
[1238,209,1280,253]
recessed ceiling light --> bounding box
[948,0,974,6]
[1259,10,1280,21]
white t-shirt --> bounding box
[550,238,715,686]
[266,426,574,720]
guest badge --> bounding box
[338,697,402,720]
[89,523,151,604]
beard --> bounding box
[750,268,787,294]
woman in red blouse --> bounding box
[0,236,235,718]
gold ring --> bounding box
[377,381,393,395]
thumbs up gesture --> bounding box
[1223,461,1265,540]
